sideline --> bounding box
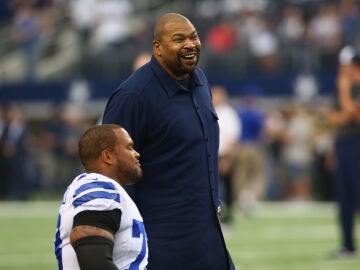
[0,201,60,218]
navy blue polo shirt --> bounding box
[103,57,233,269]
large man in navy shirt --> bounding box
[102,13,235,269]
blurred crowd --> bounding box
[0,102,98,199]
[0,0,359,81]
[0,86,337,203]
[211,85,336,220]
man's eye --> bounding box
[173,36,184,42]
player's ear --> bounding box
[101,149,113,165]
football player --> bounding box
[54,124,148,269]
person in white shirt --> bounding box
[54,124,148,270]
[211,85,241,224]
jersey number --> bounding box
[129,219,147,270]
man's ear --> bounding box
[101,149,113,165]
[153,41,161,56]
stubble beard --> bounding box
[125,167,142,184]
[173,54,199,77]
[116,159,142,185]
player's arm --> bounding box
[339,71,357,112]
[328,71,357,125]
[70,209,121,270]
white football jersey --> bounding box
[54,173,148,270]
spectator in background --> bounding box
[204,16,239,75]
[240,9,280,73]
[233,85,267,215]
[281,103,314,200]
[38,104,66,192]
[2,104,30,199]
[211,85,241,225]
[132,52,151,71]
[11,0,41,81]
[263,107,287,201]
[277,4,310,73]
[36,0,61,56]
[310,104,335,201]
[0,104,9,199]
[308,2,342,71]
[94,0,133,50]
[328,45,360,258]
[206,18,237,53]
[68,0,96,51]
[68,0,97,77]
[338,0,360,47]
[57,104,87,191]
[93,0,134,78]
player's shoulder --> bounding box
[69,173,125,212]
[69,173,120,193]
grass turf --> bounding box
[0,201,359,270]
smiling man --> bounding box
[152,13,201,79]
[102,13,235,269]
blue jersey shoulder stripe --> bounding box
[74,181,116,198]
[73,191,120,208]
[77,173,87,181]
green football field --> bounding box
[0,201,359,270]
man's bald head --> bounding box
[153,13,191,41]
[152,12,201,80]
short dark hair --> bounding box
[352,55,360,66]
[78,124,122,167]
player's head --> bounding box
[338,45,355,66]
[211,85,229,107]
[338,46,360,66]
[352,54,360,67]
[132,52,152,71]
[153,13,201,80]
[337,45,360,75]
[79,124,142,185]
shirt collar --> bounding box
[150,56,203,97]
